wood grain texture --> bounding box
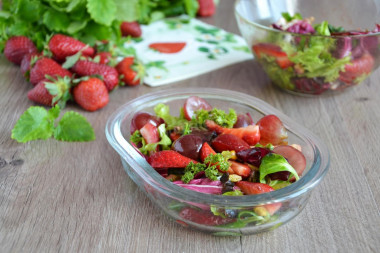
[1,1,380,252]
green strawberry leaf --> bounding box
[11,106,59,143]
[43,8,71,32]
[114,0,138,22]
[86,0,116,26]
[54,111,95,142]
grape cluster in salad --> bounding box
[130,96,306,228]
[253,12,380,95]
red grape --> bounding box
[183,96,212,121]
[257,115,288,145]
[130,112,163,134]
[233,113,253,128]
[273,145,306,179]
[172,134,204,160]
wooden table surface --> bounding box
[1,1,380,252]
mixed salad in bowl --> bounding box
[106,88,329,235]
[129,95,306,228]
[248,13,380,95]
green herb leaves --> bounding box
[182,153,230,183]
[11,105,95,143]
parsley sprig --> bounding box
[181,153,231,183]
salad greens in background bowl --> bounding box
[235,0,380,95]
[105,88,329,235]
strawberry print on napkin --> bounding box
[125,16,253,87]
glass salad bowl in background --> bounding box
[235,0,380,96]
[105,88,329,236]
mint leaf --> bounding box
[86,0,116,26]
[259,153,299,183]
[11,106,58,143]
[54,111,95,142]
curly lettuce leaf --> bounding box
[281,38,351,82]
[154,103,189,130]
[193,108,237,128]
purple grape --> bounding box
[234,113,254,128]
[236,147,272,167]
[172,134,203,161]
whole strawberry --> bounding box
[120,21,142,37]
[4,36,38,65]
[197,0,216,17]
[48,34,95,62]
[30,57,72,85]
[20,53,41,78]
[73,77,109,112]
[27,76,71,107]
[116,57,143,86]
[93,52,112,65]
[71,60,119,91]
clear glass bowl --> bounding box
[105,88,330,235]
[235,0,380,96]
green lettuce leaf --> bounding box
[259,153,299,183]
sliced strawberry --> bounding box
[206,120,260,145]
[229,160,251,177]
[252,43,293,69]
[339,53,374,84]
[211,133,250,153]
[273,145,306,179]
[257,115,287,146]
[183,96,212,120]
[140,123,160,144]
[199,142,216,162]
[130,112,163,134]
[149,42,186,54]
[179,207,235,226]
[148,150,197,169]
[235,181,282,215]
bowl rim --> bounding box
[234,0,380,38]
[105,87,330,206]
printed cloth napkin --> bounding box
[124,16,253,87]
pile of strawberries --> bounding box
[3,21,143,112]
